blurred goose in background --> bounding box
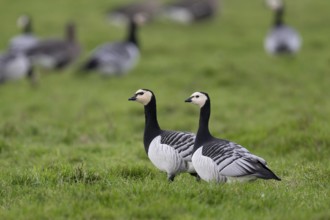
[163,0,219,24]
[264,0,302,55]
[26,22,81,70]
[81,18,139,76]
[107,0,161,26]
[0,51,34,84]
[9,15,39,53]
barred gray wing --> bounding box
[160,130,196,161]
[95,42,131,60]
[202,140,267,177]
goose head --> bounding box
[128,89,154,106]
[17,15,32,33]
[185,92,209,108]
[265,0,283,11]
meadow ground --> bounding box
[0,0,330,219]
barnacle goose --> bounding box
[81,19,139,75]
[163,0,218,24]
[0,51,34,84]
[185,92,281,183]
[107,0,161,26]
[264,0,301,55]
[26,22,81,70]
[128,89,199,181]
[9,15,39,53]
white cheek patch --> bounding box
[190,92,207,108]
[18,16,29,28]
[135,90,152,105]
[195,98,207,107]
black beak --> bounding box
[128,95,137,101]
[185,97,193,103]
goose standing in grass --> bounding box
[185,92,281,183]
[81,19,139,75]
[128,89,199,181]
[26,22,80,70]
[264,0,301,55]
[163,0,219,24]
[0,51,34,84]
[107,0,161,26]
[9,15,39,53]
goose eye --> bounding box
[196,95,199,98]
[137,92,144,96]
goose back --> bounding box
[108,0,161,25]
[10,35,39,53]
[82,19,139,75]
[26,23,80,69]
[160,130,196,161]
[88,42,139,75]
[164,0,218,23]
[197,139,280,181]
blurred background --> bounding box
[0,0,330,218]
[1,0,330,176]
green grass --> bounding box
[1,0,330,219]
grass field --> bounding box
[1,0,330,219]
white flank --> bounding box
[264,26,302,55]
[96,42,139,75]
[3,54,30,80]
[192,147,226,182]
[10,35,38,53]
[193,147,259,183]
[148,136,187,175]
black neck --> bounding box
[126,20,138,47]
[274,7,284,26]
[23,21,32,34]
[194,100,213,152]
[66,23,76,42]
[143,97,161,153]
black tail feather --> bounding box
[55,59,70,70]
[257,162,281,181]
[80,58,98,72]
[189,172,201,182]
[275,43,291,54]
